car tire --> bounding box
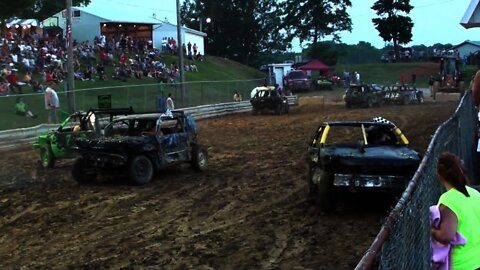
[417,92,424,104]
[402,95,409,105]
[307,165,318,201]
[129,155,154,185]
[191,145,208,172]
[40,144,55,168]
[284,102,290,114]
[72,157,96,184]
[315,170,337,213]
[275,104,283,115]
[345,102,351,109]
[366,98,373,108]
[252,107,258,115]
[377,97,384,107]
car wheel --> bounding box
[345,102,351,109]
[72,157,97,184]
[366,98,373,108]
[284,102,289,114]
[417,93,424,104]
[40,144,55,168]
[275,104,283,115]
[307,165,318,201]
[129,155,154,185]
[315,170,337,213]
[402,95,409,105]
[252,107,258,115]
[191,145,208,172]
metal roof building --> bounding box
[41,0,206,54]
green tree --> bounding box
[307,42,345,66]
[371,0,414,61]
[0,0,35,20]
[282,0,352,45]
[0,0,91,21]
[181,0,287,65]
[336,42,382,64]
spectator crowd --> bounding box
[0,27,202,96]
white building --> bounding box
[452,41,480,59]
[41,0,206,54]
[265,63,294,88]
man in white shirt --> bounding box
[44,80,60,124]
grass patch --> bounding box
[1,55,265,131]
[336,62,477,88]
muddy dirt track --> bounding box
[0,95,457,269]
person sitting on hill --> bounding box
[31,80,44,93]
[96,63,107,80]
[15,97,36,118]
[0,80,8,96]
[233,91,242,102]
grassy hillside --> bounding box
[66,55,265,91]
[1,56,265,130]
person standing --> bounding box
[166,93,174,111]
[44,80,60,124]
[355,71,360,84]
[431,151,480,270]
[233,91,242,102]
[429,75,435,98]
[192,43,198,59]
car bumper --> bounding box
[287,84,309,90]
[344,96,365,103]
[81,151,128,167]
[333,173,406,189]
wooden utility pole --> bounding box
[66,0,76,113]
[176,0,185,102]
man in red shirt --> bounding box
[119,53,128,66]
[6,69,23,94]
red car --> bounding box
[283,70,312,92]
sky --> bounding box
[86,0,480,49]
[334,0,480,48]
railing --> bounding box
[0,78,265,131]
[355,91,477,269]
[0,96,298,151]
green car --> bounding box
[316,78,334,90]
[34,107,134,168]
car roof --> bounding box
[112,110,185,122]
[252,86,275,91]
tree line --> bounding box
[3,0,418,67]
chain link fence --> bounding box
[0,78,264,131]
[356,91,478,269]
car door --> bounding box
[162,118,189,162]
[50,115,94,158]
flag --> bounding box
[65,24,72,49]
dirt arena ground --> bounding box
[0,93,458,269]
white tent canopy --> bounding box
[5,18,38,27]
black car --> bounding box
[72,110,208,185]
[343,84,384,108]
[383,84,424,105]
[250,88,289,115]
[306,118,421,212]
